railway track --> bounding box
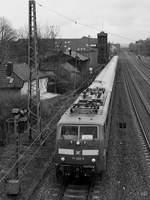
[62,183,90,200]
[62,177,104,200]
[126,65,150,114]
[28,54,150,200]
[14,63,105,200]
[0,91,79,199]
[49,57,150,200]
[123,64,150,174]
[136,56,150,72]
[134,60,150,84]
[40,175,103,200]
[126,53,150,87]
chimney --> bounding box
[6,62,13,77]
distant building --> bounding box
[55,37,97,52]
[39,50,89,92]
[64,49,89,74]
[97,31,109,64]
[40,49,89,77]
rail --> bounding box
[56,176,101,200]
[126,55,150,87]
[126,66,150,114]
[123,68,150,150]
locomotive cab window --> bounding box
[61,126,78,140]
[80,126,98,140]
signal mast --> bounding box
[28,0,41,140]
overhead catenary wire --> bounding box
[107,32,136,43]
[37,2,77,24]
[36,1,136,42]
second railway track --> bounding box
[123,64,150,175]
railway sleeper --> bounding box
[63,185,89,200]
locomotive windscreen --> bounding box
[60,125,98,140]
[61,126,78,140]
[80,126,97,140]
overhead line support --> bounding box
[28,0,41,140]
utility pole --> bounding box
[74,55,78,90]
[28,0,41,140]
[14,115,20,179]
[88,35,91,63]
[7,108,21,195]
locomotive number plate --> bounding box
[72,157,84,161]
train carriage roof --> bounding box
[58,56,118,127]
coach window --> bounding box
[80,126,98,140]
[61,126,78,140]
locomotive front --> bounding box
[54,120,105,177]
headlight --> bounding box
[91,158,96,163]
[61,157,65,161]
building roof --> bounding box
[13,63,55,81]
[0,63,55,89]
[64,50,89,62]
[0,64,23,89]
[97,31,108,36]
[61,62,79,73]
[13,63,28,81]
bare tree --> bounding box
[44,25,59,38]
[17,26,28,39]
[0,17,16,63]
[43,25,60,50]
[17,24,43,40]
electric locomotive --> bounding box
[54,56,118,177]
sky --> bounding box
[1,0,150,45]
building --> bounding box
[64,49,89,73]
[97,31,109,64]
[0,62,55,99]
[40,49,89,83]
[60,62,80,80]
[55,36,97,52]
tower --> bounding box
[28,0,41,139]
[97,31,108,64]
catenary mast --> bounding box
[28,0,41,140]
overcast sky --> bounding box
[1,0,150,45]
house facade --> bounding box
[0,62,55,99]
